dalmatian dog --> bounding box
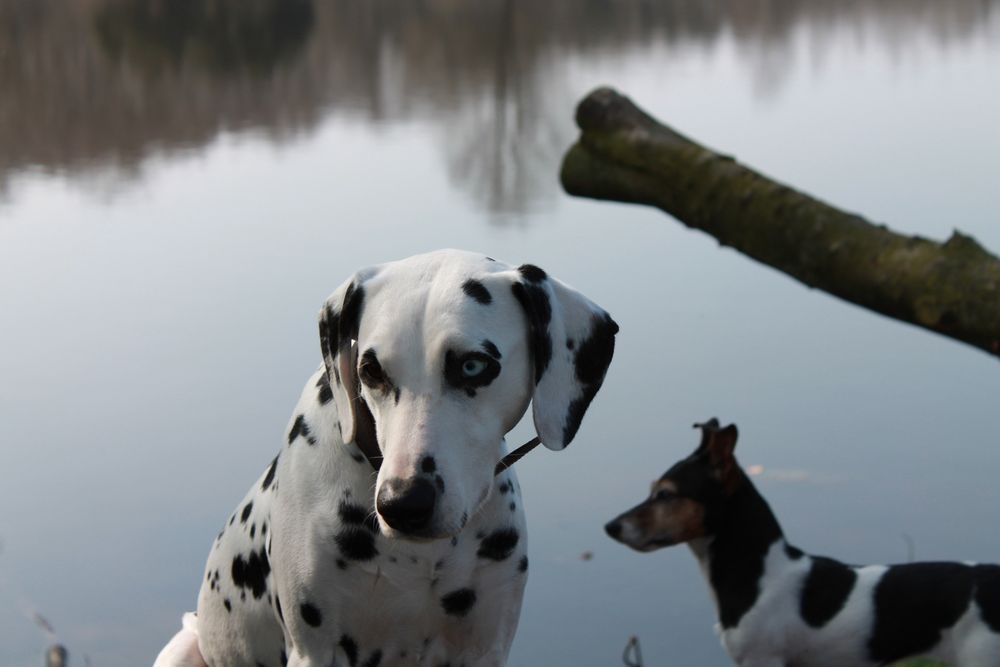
[155,249,618,667]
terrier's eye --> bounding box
[654,489,675,501]
[461,357,488,378]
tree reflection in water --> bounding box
[0,0,996,213]
[94,0,315,78]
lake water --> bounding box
[1,2,999,666]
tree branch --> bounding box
[560,87,1000,359]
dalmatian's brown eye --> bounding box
[359,349,388,388]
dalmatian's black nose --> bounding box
[377,477,437,534]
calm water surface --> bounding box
[1,2,999,666]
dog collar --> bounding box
[494,436,541,476]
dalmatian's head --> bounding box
[318,249,617,540]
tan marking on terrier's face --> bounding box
[605,479,707,552]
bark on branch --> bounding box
[560,87,1000,359]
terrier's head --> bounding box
[604,419,742,552]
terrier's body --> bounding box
[606,420,1000,667]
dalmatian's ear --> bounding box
[318,274,370,444]
[511,264,618,451]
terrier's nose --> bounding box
[377,477,437,534]
[604,520,623,539]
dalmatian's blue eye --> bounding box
[445,350,501,393]
[462,358,488,378]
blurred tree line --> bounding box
[0,0,995,212]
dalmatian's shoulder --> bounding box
[195,455,284,666]
[195,366,365,666]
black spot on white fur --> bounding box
[261,455,278,491]
[338,498,379,534]
[867,562,975,663]
[339,635,359,666]
[335,516,379,561]
[299,601,322,627]
[316,374,333,405]
[288,414,316,445]
[240,501,253,524]
[338,499,367,525]
[510,281,551,384]
[562,312,618,445]
[339,282,365,343]
[318,305,340,381]
[799,556,857,628]
[231,546,270,600]
[461,279,492,305]
[477,528,519,561]
[517,264,547,282]
[481,339,501,360]
[441,588,477,617]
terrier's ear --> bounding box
[694,420,740,492]
[693,418,722,453]
[508,264,618,451]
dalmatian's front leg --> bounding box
[441,551,529,667]
[277,593,348,667]
[283,635,353,667]
[269,539,352,667]
[284,648,330,667]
